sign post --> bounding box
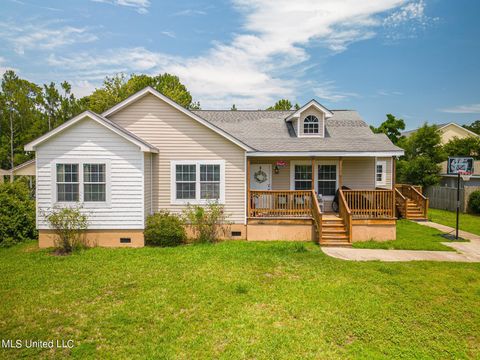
[447,157,474,239]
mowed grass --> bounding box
[1,241,480,359]
[353,219,461,251]
[429,208,480,236]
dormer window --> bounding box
[303,115,319,134]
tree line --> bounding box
[1,69,479,189]
[370,115,480,187]
[0,71,197,170]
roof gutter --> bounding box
[247,150,404,157]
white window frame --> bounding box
[316,160,338,200]
[303,115,319,135]
[170,160,226,205]
[297,112,325,138]
[376,160,387,187]
[290,160,313,191]
[51,159,111,208]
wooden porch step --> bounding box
[321,234,349,241]
[322,222,345,228]
[320,241,351,247]
[322,228,347,234]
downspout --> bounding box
[150,153,153,215]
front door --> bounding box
[250,164,272,190]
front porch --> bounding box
[246,157,397,245]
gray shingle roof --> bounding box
[192,110,403,153]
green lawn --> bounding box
[1,241,480,359]
[429,208,480,236]
[352,219,464,251]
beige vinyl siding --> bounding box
[376,157,393,189]
[299,107,325,137]
[251,158,290,190]
[342,158,375,189]
[108,94,246,223]
[36,118,144,230]
[440,124,477,144]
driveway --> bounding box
[322,221,480,263]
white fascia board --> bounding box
[285,100,333,121]
[25,111,158,153]
[102,87,253,151]
[247,151,404,157]
[439,122,480,137]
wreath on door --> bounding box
[254,167,268,183]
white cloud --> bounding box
[160,31,176,38]
[48,0,428,108]
[314,81,359,102]
[91,0,150,14]
[440,103,480,114]
[0,20,98,55]
[172,9,207,16]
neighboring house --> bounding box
[25,87,406,248]
[439,160,480,188]
[0,159,36,184]
[425,160,480,213]
[402,122,479,144]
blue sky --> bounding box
[1,0,479,129]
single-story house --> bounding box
[402,122,479,145]
[25,87,416,248]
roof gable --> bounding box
[102,87,252,151]
[285,99,333,121]
[24,111,158,152]
[438,122,479,137]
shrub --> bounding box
[45,206,88,254]
[144,211,186,247]
[182,202,230,243]
[0,181,37,247]
[468,191,480,214]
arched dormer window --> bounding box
[303,115,319,134]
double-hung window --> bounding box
[376,160,387,187]
[84,164,106,202]
[293,164,312,190]
[318,164,337,197]
[55,161,108,204]
[56,164,79,202]
[172,161,225,203]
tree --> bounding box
[464,120,480,135]
[267,99,293,111]
[443,136,480,159]
[0,71,43,170]
[396,123,445,187]
[370,114,406,145]
[231,104,237,111]
[87,73,194,113]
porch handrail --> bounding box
[249,190,312,218]
[396,184,428,219]
[395,187,407,218]
[311,190,323,242]
[343,189,395,219]
[338,189,352,242]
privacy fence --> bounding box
[425,185,480,213]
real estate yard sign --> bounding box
[447,157,474,239]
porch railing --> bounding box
[395,184,428,219]
[343,189,395,219]
[338,189,352,242]
[248,190,313,218]
[311,191,323,241]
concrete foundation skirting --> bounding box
[351,219,396,242]
[246,224,314,241]
[38,229,145,248]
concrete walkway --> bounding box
[322,221,480,263]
